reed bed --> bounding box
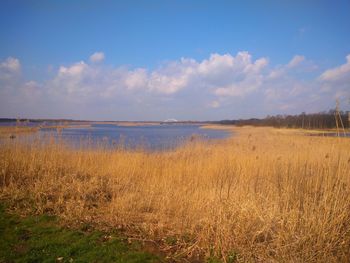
[0,127,349,262]
[0,126,39,138]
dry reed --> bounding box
[0,127,349,262]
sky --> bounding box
[0,0,350,121]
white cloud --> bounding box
[48,52,271,98]
[0,57,21,72]
[148,72,188,94]
[204,52,267,97]
[124,68,148,90]
[89,52,105,63]
[287,55,305,68]
[2,53,350,120]
[59,61,87,76]
[52,61,90,96]
[319,54,350,82]
[0,57,21,81]
[214,75,263,97]
[198,53,236,76]
[147,58,197,94]
[21,81,42,99]
[318,54,350,104]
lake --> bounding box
[36,124,231,150]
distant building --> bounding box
[161,118,178,124]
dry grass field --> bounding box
[0,124,92,139]
[1,126,350,262]
[0,126,39,138]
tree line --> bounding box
[215,110,350,129]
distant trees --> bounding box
[216,110,349,129]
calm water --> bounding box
[36,124,231,150]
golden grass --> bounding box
[0,126,39,137]
[1,126,350,262]
[0,124,92,138]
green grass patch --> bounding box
[0,204,161,263]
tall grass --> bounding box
[1,127,349,262]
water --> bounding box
[37,124,231,150]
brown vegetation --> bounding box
[0,126,39,138]
[0,124,92,139]
[1,127,350,262]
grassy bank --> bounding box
[1,126,350,262]
[0,124,91,139]
[0,204,160,262]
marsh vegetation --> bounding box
[1,127,349,262]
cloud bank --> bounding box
[0,52,349,120]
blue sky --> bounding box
[1,0,350,120]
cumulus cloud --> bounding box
[1,57,20,72]
[0,57,21,81]
[124,69,148,90]
[46,51,271,98]
[212,56,266,96]
[51,61,90,96]
[148,58,196,94]
[318,54,350,102]
[1,53,349,120]
[319,54,350,82]
[89,52,105,63]
[145,52,269,96]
